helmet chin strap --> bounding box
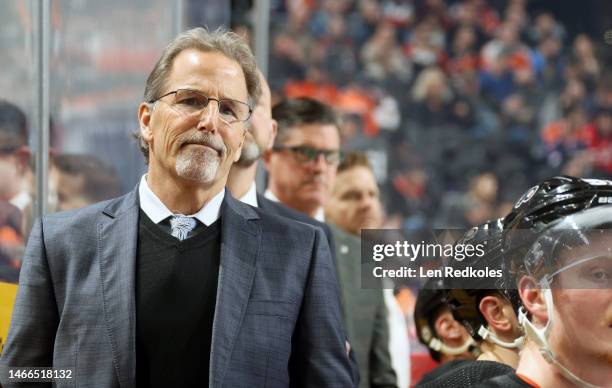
[518,279,601,388]
[477,325,525,349]
[428,336,476,356]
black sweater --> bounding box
[136,210,221,387]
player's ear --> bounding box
[518,276,548,326]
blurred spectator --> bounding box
[436,172,498,228]
[582,107,612,176]
[269,32,307,89]
[348,0,383,49]
[540,105,589,170]
[361,22,412,82]
[529,32,564,90]
[592,76,612,110]
[314,13,359,86]
[309,0,352,38]
[381,0,414,29]
[526,11,565,47]
[269,0,315,89]
[415,0,451,31]
[499,92,536,148]
[447,25,480,77]
[0,100,32,238]
[404,19,445,74]
[480,22,528,72]
[49,153,121,212]
[503,0,529,34]
[410,67,454,128]
[570,34,600,90]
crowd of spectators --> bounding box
[259,0,612,229]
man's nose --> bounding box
[196,101,220,132]
[309,153,328,172]
[359,196,374,210]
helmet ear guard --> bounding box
[427,336,479,358]
[477,325,524,349]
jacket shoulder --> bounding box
[40,191,135,234]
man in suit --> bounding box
[325,153,400,388]
[264,101,396,388]
[263,97,341,222]
[227,72,337,255]
[0,28,353,388]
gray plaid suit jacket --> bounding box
[0,187,354,387]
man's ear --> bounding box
[233,128,246,163]
[480,295,512,333]
[138,102,154,143]
[518,276,548,326]
[267,119,278,150]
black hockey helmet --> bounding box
[415,277,478,361]
[444,219,521,341]
[502,176,612,279]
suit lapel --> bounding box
[210,193,260,388]
[98,189,139,388]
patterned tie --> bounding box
[169,215,197,241]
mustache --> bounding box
[178,132,226,155]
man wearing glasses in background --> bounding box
[264,97,343,221]
[1,28,354,387]
[264,98,397,388]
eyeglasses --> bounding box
[272,145,342,165]
[150,89,252,124]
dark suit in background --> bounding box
[257,193,336,255]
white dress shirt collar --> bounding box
[263,188,325,222]
[263,188,280,203]
[138,174,224,226]
[238,182,259,207]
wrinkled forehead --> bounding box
[282,123,340,147]
[167,49,248,101]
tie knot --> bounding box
[169,215,197,241]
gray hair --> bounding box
[137,27,261,162]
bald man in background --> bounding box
[227,70,277,204]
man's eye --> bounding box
[342,192,360,201]
[296,148,312,157]
[179,97,203,107]
[220,104,237,117]
[589,269,610,283]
